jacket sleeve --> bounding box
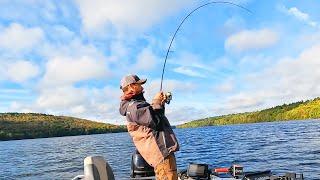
[126,101,160,129]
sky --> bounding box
[0,0,320,125]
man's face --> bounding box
[129,83,144,93]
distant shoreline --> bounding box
[177,97,320,128]
[178,118,319,129]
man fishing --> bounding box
[119,74,179,180]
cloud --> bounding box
[215,43,320,115]
[40,39,106,60]
[222,16,246,36]
[288,7,309,21]
[237,54,274,72]
[298,32,320,47]
[216,93,265,114]
[170,52,212,71]
[36,86,88,109]
[0,89,30,94]
[49,25,75,41]
[173,66,206,78]
[166,106,210,125]
[169,52,212,78]
[133,48,158,71]
[75,0,194,32]
[225,29,279,52]
[213,79,234,93]
[9,85,123,124]
[42,56,108,86]
[107,41,130,62]
[265,43,320,98]
[0,1,78,26]
[0,23,44,51]
[0,60,40,83]
[282,6,318,28]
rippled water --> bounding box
[1,119,320,179]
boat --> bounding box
[72,151,304,180]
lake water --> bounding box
[1,119,320,179]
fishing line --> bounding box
[160,1,252,91]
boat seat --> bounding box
[84,156,115,180]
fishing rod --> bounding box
[160,1,252,94]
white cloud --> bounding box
[9,85,123,124]
[170,52,212,78]
[134,48,158,71]
[75,0,194,32]
[213,80,234,93]
[0,1,78,27]
[9,101,34,113]
[237,54,274,72]
[280,6,319,28]
[0,88,30,94]
[266,43,320,98]
[0,60,40,83]
[298,32,320,47]
[108,45,160,76]
[51,25,75,40]
[0,23,44,51]
[166,106,210,125]
[217,93,265,113]
[288,7,309,21]
[225,29,279,52]
[107,41,130,62]
[288,7,317,27]
[70,105,86,114]
[173,66,206,78]
[36,86,88,109]
[222,16,246,36]
[40,39,105,60]
[42,56,108,86]
[170,52,212,71]
[215,43,320,115]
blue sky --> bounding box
[0,0,320,125]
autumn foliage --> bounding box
[178,97,320,128]
[0,113,126,141]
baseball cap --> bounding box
[120,74,147,89]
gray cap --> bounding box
[120,74,147,89]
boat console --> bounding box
[178,163,304,180]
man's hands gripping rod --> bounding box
[152,92,172,106]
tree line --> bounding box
[0,113,126,141]
[177,97,320,128]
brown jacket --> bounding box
[119,94,179,167]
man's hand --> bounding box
[152,92,166,107]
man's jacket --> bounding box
[119,94,179,167]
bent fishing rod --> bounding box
[160,1,252,92]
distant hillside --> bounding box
[177,97,320,128]
[0,113,126,141]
